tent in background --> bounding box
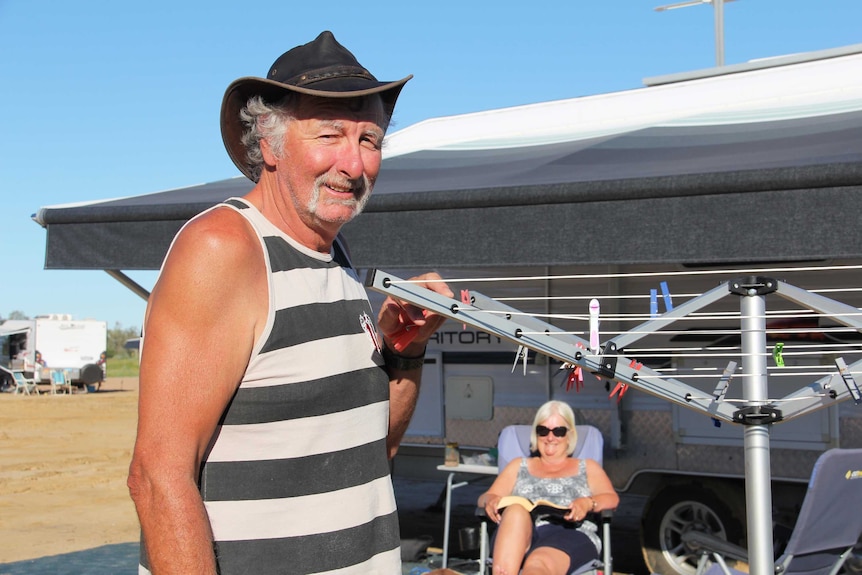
[34,44,862,283]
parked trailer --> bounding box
[0,315,107,387]
[375,263,862,575]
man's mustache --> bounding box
[317,175,371,199]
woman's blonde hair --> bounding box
[530,400,578,455]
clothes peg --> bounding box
[566,367,576,392]
[772,342,785,367]
[836,357,862,405]
[650,288,659,318]
[511,345,528,375]
[589,299,600,353]
[574,366,584,391]
[628,359,643,371]
[710,361,737,428]
[388,306,426,352]
[565,365,584,392]
[461,290,471,330]
[712,361,737,402]
[660,281,674,312]
[609,381,628,403]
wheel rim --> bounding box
[658,500,728,575]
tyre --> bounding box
[641,484,745,575]
[80,363,104,385]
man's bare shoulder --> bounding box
[148,205,267,347]
[169,206,262,271]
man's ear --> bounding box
[260,138,278,167]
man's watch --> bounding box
[381,344,426,371]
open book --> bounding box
[497,495,569,517]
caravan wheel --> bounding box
[641,485,744,575]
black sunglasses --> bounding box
[536,425,568,437]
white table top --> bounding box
[436,463,499,475]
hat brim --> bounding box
[220,75,412,182]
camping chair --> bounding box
[50,369,72,394]
[11,370,39,395]
[479,424,613,575]
[685,448,862,575]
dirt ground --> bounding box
[0,377,141,563]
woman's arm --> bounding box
[584,458,620,512]
[564,458,621,522]
[477,458,522,522]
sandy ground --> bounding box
[0,377,141,564]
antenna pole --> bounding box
[655,0,736,67]
[714,0,725,66]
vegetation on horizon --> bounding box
[107,356,139,377]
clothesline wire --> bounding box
[498,286,862,302]
[519,326,861,336]
[596,350,862,360]
[636,370,858,379]
[389,263,862,285]
[625,343,862,353]
[480,308,862,322]
[625,350,862,359]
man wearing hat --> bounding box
[128,31,452,574]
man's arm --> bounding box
[376,273,452,458]
[127,210,265,574]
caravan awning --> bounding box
[34,47,862,272]
[0,325,30,337]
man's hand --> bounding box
[377,272,453,353]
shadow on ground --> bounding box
[0,543,138,575]
[0,476,648,575]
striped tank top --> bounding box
[140,197,400,574]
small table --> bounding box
[436,463,498,571]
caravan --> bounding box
[0,315,107,390]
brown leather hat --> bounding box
[220,31,412,181]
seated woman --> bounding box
[478,400,619,575]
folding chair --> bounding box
[685,448,862,575]
[11,370,39,395]
[479,424,613,575]
[497,424,605,469]
[50,369,72,394]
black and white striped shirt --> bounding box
[140,198,399,574]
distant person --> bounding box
[478,401,619,575]
[128,31,452,574]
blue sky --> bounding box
[1,0,860,330]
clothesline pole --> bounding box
[737,283,775,575]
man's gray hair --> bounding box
[239,94,297,182]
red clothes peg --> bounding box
[461,290,471,330]
[565,366,584,392]
[609,381,629,403]
[389,307,428,352]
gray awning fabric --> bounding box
[0,326,30,337]
[36,108,862,271]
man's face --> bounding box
[269,94,387,235]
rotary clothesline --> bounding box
[370,269,862,575]
[367,268,862,575]
[367,270,862,418]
